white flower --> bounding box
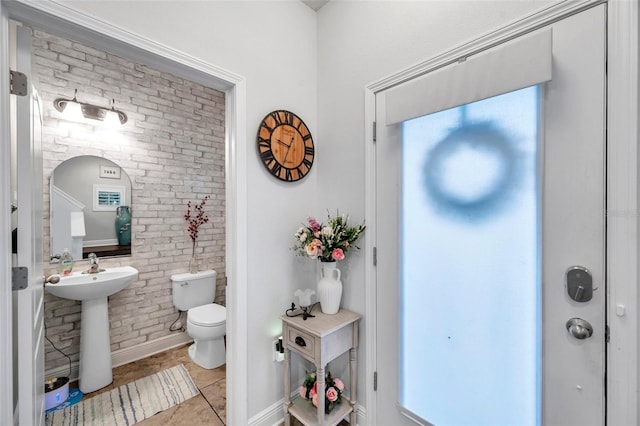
[299,232,307,242]
[321,226,334,237]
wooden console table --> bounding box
[282,308,361,426]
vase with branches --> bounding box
[184,195,210,273]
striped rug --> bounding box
[46,364,199,426]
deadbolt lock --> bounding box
[566,266,593,303]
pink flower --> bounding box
[326,387,339,402]
[333,378,344,391]
[331,248,345,261]
[305,240,323,258]
[299,385,307,399]
[307,216,321,232]
[311,391,318,407]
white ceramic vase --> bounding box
[317,262,342,314]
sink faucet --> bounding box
[87,253,100,274]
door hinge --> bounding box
[12,266,28,291]
[373,246,377,266]
[9,70,28,96]
[372,121,377,143]
[374,371,377,391]
[605,324,610,343]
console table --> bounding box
[282,308,361,426]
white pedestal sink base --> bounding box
[43,266,138,393]
[79,297,113,393]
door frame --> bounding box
[0,2,249,425]
[364,1,639,424]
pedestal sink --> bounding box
[45,266,138,393]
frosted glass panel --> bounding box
[401,86,540,426]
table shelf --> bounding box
[289,397,352,426]
[282,308,361,426]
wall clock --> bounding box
[257,110,314,182]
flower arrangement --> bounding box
[293,212,365,262]
[184,195,210,272]
[184,195,211,242]
[299,371,344,414]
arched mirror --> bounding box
[50,156,132,262]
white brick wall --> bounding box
[32,29,227,372]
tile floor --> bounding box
[72,344,348,425]
[75,344,226,425]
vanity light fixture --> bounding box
[53,89,128,125]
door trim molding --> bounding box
[364,1,635,424]
[0,2,249,425]
[0,3,15,425]
[606,1,639,425]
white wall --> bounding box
[21,0,319,421]
[315,0,559,419]
[12,0,602,423]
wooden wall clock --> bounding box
[257,110,314,182]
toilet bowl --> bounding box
[186,303,226,369]
[171,270,226,369]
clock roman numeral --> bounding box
[262,121,275,132]
[304,146,314,156]
[295,165,307,177]
[260,149,274,163]
[271,112,283,126]
[303,133,312,141]
[284,111,294,125]
[284,168,293,181]
[258,136,271,149]
[302,158,313,169]
[271,162,282,177]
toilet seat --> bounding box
[188,303,226,327]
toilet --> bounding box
[171,269,226,369]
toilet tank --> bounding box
[171,269,217,311]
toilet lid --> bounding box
[188,303,226,327]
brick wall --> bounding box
[32,28,226,372]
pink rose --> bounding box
[299,385,308,399]
[305,240,322,258]
[333,378,344,391]
[326,387,339,402]
[331,248,345,261]
[311,391,318,407]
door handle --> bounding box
[566,318,593,340]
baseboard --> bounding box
[111,332,192,368]
[248,396,365,426]
[44,332,193,383]
[248,397,285,426]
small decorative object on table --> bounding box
[293,212,365,314]
[184,195,210,273]
[293,288,316,320]
[299,371,344,414]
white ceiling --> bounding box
[301,0,329,11]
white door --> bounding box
[375,6,605,426]
[14,25,45,426]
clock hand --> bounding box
[276,139,291,148]
[282,137,296,164]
